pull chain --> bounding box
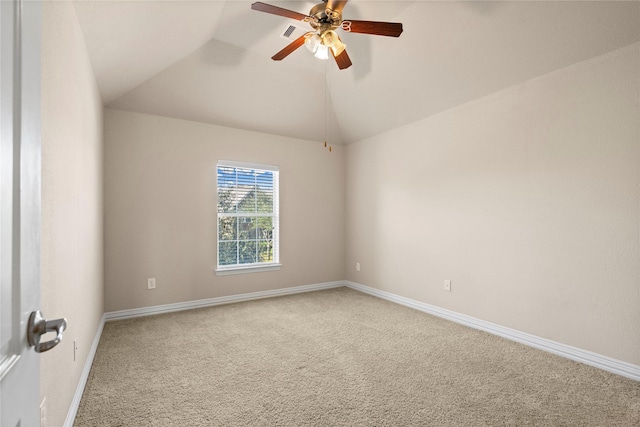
[324,60,332,153]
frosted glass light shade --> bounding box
[322,30,346,56]
[305,33,321,53]
[322,30,338,47]
[314,44,329,60]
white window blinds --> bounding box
[216,161,279,270]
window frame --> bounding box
[215,160,281,276]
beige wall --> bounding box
[104,109,345,312]
[41,2,104,426]
[346,43,640,365]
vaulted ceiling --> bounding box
[73,0,640,144]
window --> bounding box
[216,161,280,274]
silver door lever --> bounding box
[27,310,67,353]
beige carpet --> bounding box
[74,287,639,426]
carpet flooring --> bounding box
[74,287,639,426]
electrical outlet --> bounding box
[148,278,156,289]
[356,262,361,272]
[444,280,451,292]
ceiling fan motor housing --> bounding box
[308,2,342,33]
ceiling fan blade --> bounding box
[326,0,349,14]
[342,20,403,37]
[271,35,306,61]
[251,2,309,21]
[332,48,352,70]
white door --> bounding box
[0,0,47,425]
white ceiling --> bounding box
[73,0,640,144]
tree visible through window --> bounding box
[217,161,279,269]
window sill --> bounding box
[215,263,282,276]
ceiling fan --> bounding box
[251,0,403,70]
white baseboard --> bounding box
[344,280,640,382]
[104,281,345,321]
[64,314,105,427]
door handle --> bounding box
[27,310,67,353]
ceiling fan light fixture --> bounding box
[322,30,346,57]
[314,44,329,60]
[322,30,337,46]
[304,33,321,53]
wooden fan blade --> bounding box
[251,2,309,21]
[326,0,349,14]
[332,48,352,70]
[272,35,306,61]
[342,20,403,37]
